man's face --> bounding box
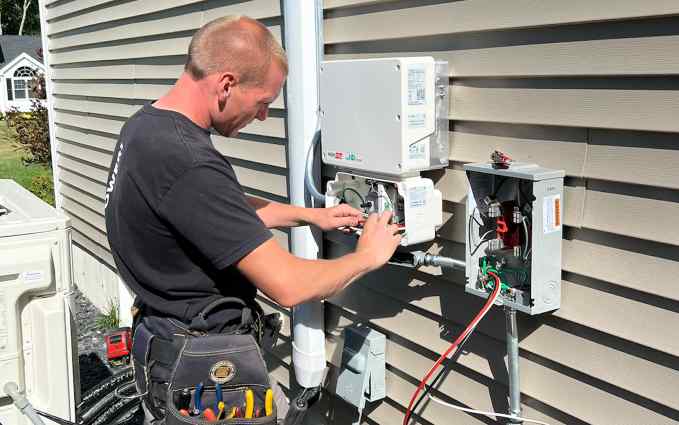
[211,62,286,137]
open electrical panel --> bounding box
[464,163,565,315]
[325,172,442,246]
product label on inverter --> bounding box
[408,65,426,106]
[22,270,44,283]
[408,139,427,160]
[408,112,426,129]
[543,194,562,234]
[408,186,427,208]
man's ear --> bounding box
[218,72,237,103]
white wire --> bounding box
[427,395,552,425]
[478,229,495,242]
[521,218,530,260]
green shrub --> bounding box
[9,101,50,166]
[28,174,54,206]
[96,300,120,330]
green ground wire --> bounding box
[481,262,511,291]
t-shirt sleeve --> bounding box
[157,162,272,270]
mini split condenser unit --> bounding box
[0,180,77,425]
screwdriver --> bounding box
[265,388,274,416]
[215,383,223,413]
[244,388,255,418]
[193,382,204,416]
[226,406,240,418]
[216,401,225,420]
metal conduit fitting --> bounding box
[411,251,466,270]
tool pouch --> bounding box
[163,332,277,424]
[132,298,279,424]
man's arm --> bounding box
[247,195,363,230]
[236,212,401,307]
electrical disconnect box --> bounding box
[320,57,448,245]
[464,163,565,315]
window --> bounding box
[11,66,36,100]
[14,79,26,99]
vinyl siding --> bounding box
[42,1,679,424]
[258,1,679,424]
[41,0,290,272]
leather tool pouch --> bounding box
[132,298,280,424]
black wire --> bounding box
[410,327,477,418]
[470,238,489,257]
[341,187,366,205]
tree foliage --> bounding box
[1,0,40,36]
[8,72,50,166]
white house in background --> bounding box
[0,35,45,113]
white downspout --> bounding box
[282,0,327,389]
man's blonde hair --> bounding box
[185,15,287,84]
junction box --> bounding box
[464,163,565,315]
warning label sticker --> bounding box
[408,65,426,106]
[543,194,562,234]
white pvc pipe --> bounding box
[283,0,327,388]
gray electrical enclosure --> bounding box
[464,163,565,315]
[335,326,386,411]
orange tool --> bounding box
[202,408,217,421]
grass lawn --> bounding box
[0,120,54,204]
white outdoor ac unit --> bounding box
[0,179,77,425]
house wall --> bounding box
[266,1,677,424]
[42,1,679,424]
[40,0,290,308]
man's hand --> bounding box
[311,204,364,231]
[355,212,402,271]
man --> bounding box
[105,15,401,422]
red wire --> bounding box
[403,272,502,425]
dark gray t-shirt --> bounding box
[104,104,272,323]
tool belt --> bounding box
[132,297,281,424]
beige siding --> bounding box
[44,1,679,424]
[244,2,679,424]
[43,0,289,271]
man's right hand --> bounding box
[355,211,402,271]
[237,211,402,307]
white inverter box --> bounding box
[320,57,449,177]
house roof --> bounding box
[0,36,42,68]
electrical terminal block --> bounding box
[325,172,442,246]
[512,206,522,224]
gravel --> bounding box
[74,288,144,424]
[74,287,115,393]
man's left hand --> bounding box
[312,204,364,231]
